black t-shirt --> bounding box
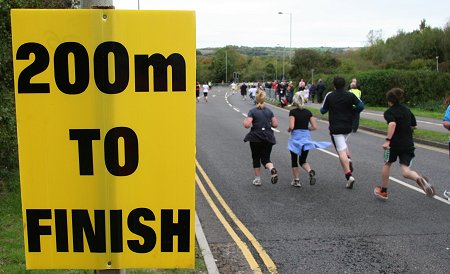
[322,89,361,134]
[289,108,312,130]
[384,104,417,149]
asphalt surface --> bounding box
[195,86,450,273]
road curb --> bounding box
[196,213,219,274]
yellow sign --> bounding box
[11,9,196,269]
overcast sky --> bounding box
[113,0,449,49]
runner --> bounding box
[374,88,435,200]
[320,76,364,189]
[243,89,279,186]
[202,82,209,103]
[287,93,331,187]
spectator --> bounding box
[316,79,325,103]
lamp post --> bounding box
[436,55,439,72]
[275,59,278,80]
[278,11,292,61]
[311,69,314,84]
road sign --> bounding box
[11,9,196,269]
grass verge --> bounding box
[305,107,448,144]
[0,171,206,274]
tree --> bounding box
[209,46,241,83]
[0,0,78,180]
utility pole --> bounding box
[79,2,125,274]
[225,50,228,83]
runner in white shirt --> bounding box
[202,83,209,103]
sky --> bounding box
[113,0,450,49]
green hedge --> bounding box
[320,70,450,111]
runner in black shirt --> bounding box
[374,88,435,199]
[320,76,364,189]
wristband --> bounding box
[385,138,391,141]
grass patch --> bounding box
[365,106,444,120]
[0,172,206,274]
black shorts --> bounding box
[387,146,415,166]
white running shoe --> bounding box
[252,178,261,186]
[291,179,301,187]
[346,176,355,189]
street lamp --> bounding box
[436,55,439,72]
[278,12,292,61]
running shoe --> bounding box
[416,176,435,197]
[291,179,301,187]
[374,186,388,200]
[270,168,278,184]
[252,178,261,186]
[346,175,355,189]
[443,190,450,201]
[309,170,316,185]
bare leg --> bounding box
[301,163,312,172]
[254,167,261,178]
[399,164,420,181]
[381,162,391,188]
[337,150,351,173]
[292,167,300,179]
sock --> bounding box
[255,176,260,180]
[345,172,352,180]
[381,187,387,192]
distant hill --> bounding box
[197,46,362,56]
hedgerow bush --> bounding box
[321,70,450,111]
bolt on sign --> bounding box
[11,9,196,270]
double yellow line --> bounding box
[195,159,278,274]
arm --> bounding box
[383,122,396,149]
[271,116,278,128]
[243,117,253,128]
[443,106,450,130]
[354,100,364,113]
[309,116,317,131]
[410,110,417,130]
[320,92,330,114]
[444,121,450,130]
[288,116,295,132]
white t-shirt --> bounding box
[249,87,257,96]
[202,84,209,93]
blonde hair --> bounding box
[256,89,266,109]
[292,92,305,109]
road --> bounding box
[195,86,450,273]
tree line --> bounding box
[197,19,450,84]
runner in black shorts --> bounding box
[374,88,435,200]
